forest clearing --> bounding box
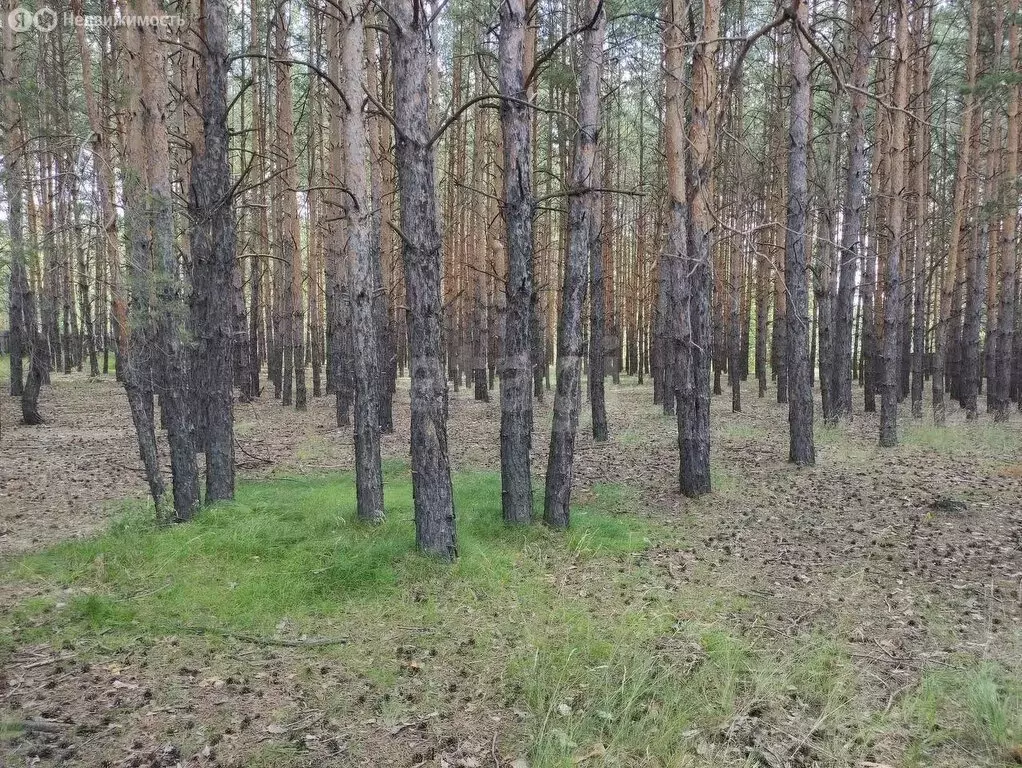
[2,372,1021,767]
[3,0,1022,763]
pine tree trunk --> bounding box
[1,13,43,423]
[188,0,236,502]
[785,0,815,465]
[497,0,536,524]
[910,9,930,418]
[544,0,604,528]
[388,0,457,558]
[272,6,307,411]
[339,0,385,523]
[933,0,979,424]
[589,146,609,440]
[879,0,910,446]
[678,0,718,497]
[367,25,396,431]
[995,0,1020,421]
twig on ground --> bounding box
[3,720,65,733]
[170,624,348,647]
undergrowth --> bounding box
[2,468,1018,766]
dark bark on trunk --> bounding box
[189,0,236,502]
[544,0,604,528]
[497,0,536,525]
[119,4,200,521]
[389,0,457,558]
[589,152,609,440]
[785,2,815,465]
[677,0,717,497]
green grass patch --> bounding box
[901,420,1022,461]
[5,468,1011,767]
[900,660,1022,766]
[5,469,649,643]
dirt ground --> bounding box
[1,372,1021,766]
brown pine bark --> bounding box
[272,5,307,411]
[879,0,910,447]
[367,24,396,432]
[249,0,266,398]
[119,0,201,520]
[995,0,1020,421]
[679,0,718,496]
[325,10,353,426]
[338,0,385,523]
[933,0,979,424]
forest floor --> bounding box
[1,371,1021,767]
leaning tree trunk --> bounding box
[785,0,815,465]
[339,0,385,523]
[188,0,236,502]
[879,0,909,447]
[497,0,535,525]
[116,10,164,518]
[388,0,457,558]
[544,0,605,529]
